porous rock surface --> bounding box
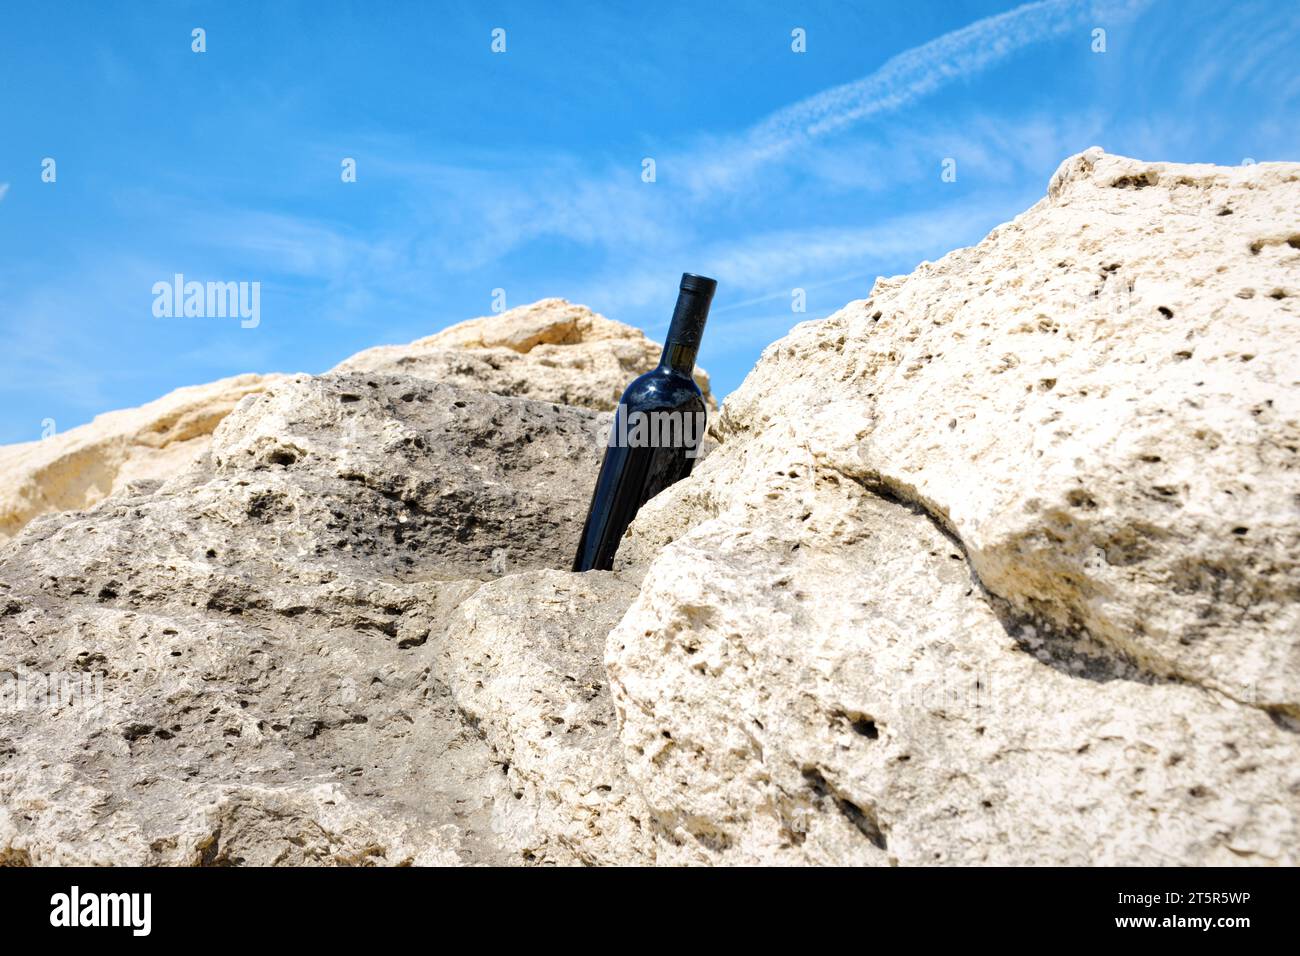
[0,373,628,864]
[2,150,1297,865]
[612,148,1300,863]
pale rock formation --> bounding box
[0,300,711,546]
[610,149,1300,864]
[0,303,712,548]
[436,571,655,864]
[0,374,282,544]
[2,150,1297,866]
[0,374,623,864]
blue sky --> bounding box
[1,0,1297,443]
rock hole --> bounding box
[122,722,154,741]
[1066,489,1098,509]
[1109,174,1154,189]
[801,767,887,850]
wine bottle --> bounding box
[572,273,716,572]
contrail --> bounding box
[749,0,1149,154]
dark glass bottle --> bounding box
[572,273,716,572]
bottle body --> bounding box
[572,370,706,571]
[572,274,715,572]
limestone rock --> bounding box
[436,570,655,864]
[0,373,622,864]
[0,374,283,544]
[333,298,714,411]
[610,150,1300,864]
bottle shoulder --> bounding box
[620,366,704,411]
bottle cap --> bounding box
[679,273,717,296]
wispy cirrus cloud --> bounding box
[18,1,1157,363]
[311,1,1147,273]
[757,0,1141,148]
[238,2,1148,297]
[579,194,1028,318]
[681,0,1152,195]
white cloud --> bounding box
[414,1,1149,266]
[581,194,1030,316]
[681,0,1150,196]
[0,183,9,201]
[758,1,1130,148]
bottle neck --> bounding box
[658,340,699,375]
[658,279,714,375]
